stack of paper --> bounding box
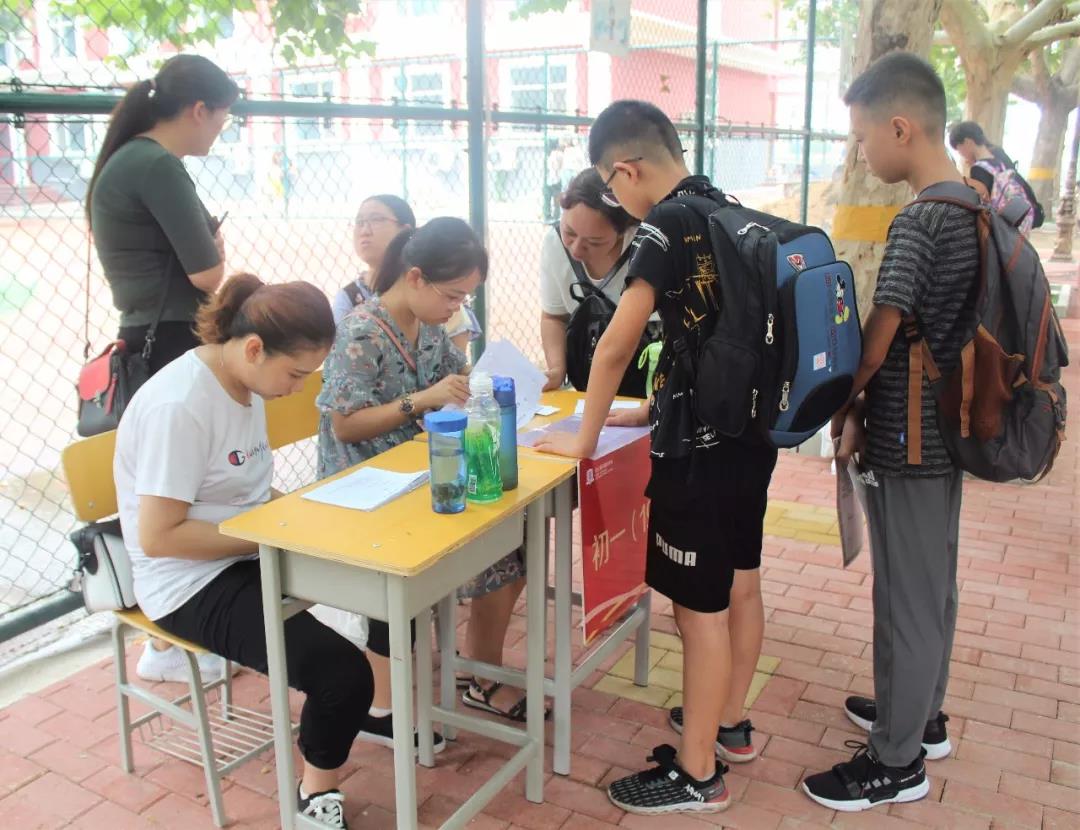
[471,340,546,429]
[302,467,429,512]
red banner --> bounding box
[578,436,651,644]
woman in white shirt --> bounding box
[539,168,653,394]
[113,274,367,829]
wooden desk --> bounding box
[220,441,576,830]
[417,390,653,776]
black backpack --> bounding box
[563,244,655,398]
[901,183,1067,482]
[672,189,862,448]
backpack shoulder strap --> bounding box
[343,280,362,305]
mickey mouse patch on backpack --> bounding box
[834,276,851,324]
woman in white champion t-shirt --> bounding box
[113,274,369,829]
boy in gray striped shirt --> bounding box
[803,53,979,813]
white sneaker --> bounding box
[135,642,233,683]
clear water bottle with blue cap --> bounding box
[492,376,518,491]
[424,410,467,514]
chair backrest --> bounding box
[62,369,324,523]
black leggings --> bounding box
[366,618,416,658]
[156,560,374,770]
[117,321,200,376]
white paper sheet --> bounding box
[302,467,429,512]
[518,414,650,459]
[472,339,547,429]
[835,450,872,567]
[536,404,561,416]
[573,399,643,416]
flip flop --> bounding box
[461,680,551,723]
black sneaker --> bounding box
[802,741,929,812]
[668,707,758,762]
[356,712,447,755]
[844,696,952,760]
[298,784,348,829]
[607,744,731,815]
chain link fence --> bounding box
[0,0,846,643]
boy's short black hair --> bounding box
[588,100,684,168]
[948,121,989,149]
[843,52,947,138]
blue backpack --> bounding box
[674,191,862,448]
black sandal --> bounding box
[461,680,550,722]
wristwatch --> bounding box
[399,394,415,415]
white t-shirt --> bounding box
[539,226,636,317]
[113,350,273,620]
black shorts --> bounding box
[644,439,778,613]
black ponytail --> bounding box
[86,54,239,226]
[372,218,488,295]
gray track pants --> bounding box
[864,469,962,767]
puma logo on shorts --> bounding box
[655,532,697,567]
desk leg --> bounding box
[258,545,297,830]
[633,590,652,687]
[387,577,419,830]
[415,606,435,768]
[552,480,573,776]
[525,499,546,804]
[437,594,458,742]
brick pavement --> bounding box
[0,322,1076,829]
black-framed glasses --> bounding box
[600,156,644,207]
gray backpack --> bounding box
[902,183,1068,482]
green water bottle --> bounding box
[464,371,503,504]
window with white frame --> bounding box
[50,15,78,60]
[397,0,440,15]
[387,64,449,138]
[287,76,336,143]
[54,117,88,154]
[502,56,574,116]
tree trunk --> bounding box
[831,0,944,318]
[964,55,1024,146]
[1029,94,1073,217]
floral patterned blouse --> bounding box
[316,298,467,480]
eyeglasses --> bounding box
[353,216,401,231]
[600,156,644,207]
[426,280,475,308]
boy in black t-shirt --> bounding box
[535,100,777,816]
[801,53,979,812]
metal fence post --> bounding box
[694,0,708,176]
[799,0,818,225]
[467,0,488,353]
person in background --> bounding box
[86,53,239,684]
[539,168,658,396]
[948,120,1041,236]
[332,195,481,355]
[114,275,369,829]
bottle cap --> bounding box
[423,410,467,434]
[469,370,493,395]
[492,375,516,406]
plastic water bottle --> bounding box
[424,411,467,514]
[492,376,518,491]
[464,371,503,503]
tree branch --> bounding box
[1027,19,1080,46]
[1012,73,1043,102]
[939,0,992,65]
[1000,0,1068,48]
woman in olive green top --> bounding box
[86,54,239,376]
[85,54,239,684]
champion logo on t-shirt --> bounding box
[227,439,270,467]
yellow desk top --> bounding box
[219,440,575,577]
[415,390,646,443]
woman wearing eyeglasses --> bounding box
[332,194,481,354]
